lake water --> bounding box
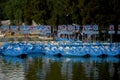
[0,54,120,80]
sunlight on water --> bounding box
[0,55,120,80]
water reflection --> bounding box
[0,56,25,80]
[0,55,120,80]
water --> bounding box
[0,54,120,80]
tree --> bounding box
[0,0,8,20]
[24,0,53,25]
[1,0,120,26]
[3,0,25,25]
[81,0,120,25]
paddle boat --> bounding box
[106,45,120,57]
[89,46,105,57]
[1,42,27,57]
[25,42,44,54]
[0,41,120,58]
[43,44,61,56]
[46,42,120,57]
[53,46,88,57]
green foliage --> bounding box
[0,0,8,20]
[2,0,25,25]
[81,0,120,25]
[0,0,120,26]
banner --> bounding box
[57,25,78,37]
[74,25,80,32]
[35,25,51,35]
[36,25,44,31]
[108,25,115,34]
[41,25,46,31]
[118,25,120,30]
[1,25,9,31]
[36,25,40,30]
[62,25,67,30]
[45,25,51,30]
[46,25,51,34]
[57,31,73,37]
[82,25,99,34]
[82,25,86,31]
[20,31,30,34]
[30,25,35,31]
[58,25,62,30]
[93,25,98,31]
[58,25,78,31]
[117,25,120,34]
[109,25,114,31]
[20,25,30,31]
[10,26,18,31]
[85,25,91,31]
[67,25,73,31]
[20,25,30,34]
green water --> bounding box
[0,55,120,80]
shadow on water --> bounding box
[0,54,120,80]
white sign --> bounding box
[109,31,115,34]
[82,31,99,34]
